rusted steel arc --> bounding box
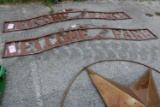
[3,11,131,32]
[2,27,158,58]
[4,11,130,21]
[5,27,157,42]
[59,59,160,107]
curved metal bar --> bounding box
[59,59,160,107]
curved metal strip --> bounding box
[2,26,157,58]
[3,10,131,32]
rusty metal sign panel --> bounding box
[2,9,131,32]
[87,68,160,107]
[2,25,157,58]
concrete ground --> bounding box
[0,0,160,107]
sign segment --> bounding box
[2,26,157,58]
[3,11,131,32]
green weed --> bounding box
[0,0,54,14]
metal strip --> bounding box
[3,10,131,32]
[2,26,157,58]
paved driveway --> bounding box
[0,0,160,107]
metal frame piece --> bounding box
[2,26,157,58]
[3,10,131,32]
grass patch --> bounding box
[49,7,54,14]
[0,0,54,14]
[43,0,54,14]
[0,0,86,13]
[0,0,52,4]
[73,0,86,1]
[0,0,86,4]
